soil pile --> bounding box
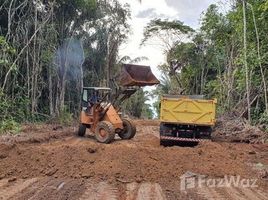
[213,116,268,144]
[0,120,267,199]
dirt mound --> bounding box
[0,121,267,199]
[0,124,75,144]
[0,143,16,159]
[133,120,160,126]
[213,116,268,144]
[0,135,263,184]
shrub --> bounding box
[0,118,21,134]
[259,112,268,132]
[58,107,73,126]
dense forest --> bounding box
[0,0,268,132]
[145,1,268,127]
[0,0,152,132]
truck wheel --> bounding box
[118,119,136,140]
[160,123,166,135]
[160,140,168,147]
[78,124,86,137]
[95,121,115,143]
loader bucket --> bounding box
[120,64,160,87]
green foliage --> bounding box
[0,36,16,54]
[0,119,21,134]
[141,18,194,45]
[0,36,16,67]
[1,0,268,126]
[0,88,29,134]
[0,0,131,125]
[150,1,268,124]
[259,112,268,127]
[123,89,152,118]
[142,103,154,119]
[58,107,73,126]
[153,100,160,118]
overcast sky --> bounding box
[117,0,229,79]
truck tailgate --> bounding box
[160,96,217,126]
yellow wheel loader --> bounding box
[78,64,159,143]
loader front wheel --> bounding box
[95,121,115,143]
[78,124,86,137]
[118,119,136,140]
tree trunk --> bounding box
[48,66,54,116]
[243,0,251,122]
[248,3,268,113]
[31,5,38,114]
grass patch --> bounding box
[0,119,21,134]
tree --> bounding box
[0,0,131,124]
[141,19,194,52]
[243,0,251,122]
[150,1,268,124]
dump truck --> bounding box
[159,95,217,145]
[78,64,159,143]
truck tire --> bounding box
[118,118,136,139]
[160,139,170,147]
[78,124,86,137]
[160,123,169,146]
[95,121,115,143]
[160,123,166,135]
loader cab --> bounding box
[81,87,111,110]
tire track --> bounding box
[196,186,268,200]
[0,178,38,200]
[126,182,166,200]
[79,181,118,200]
[238,188,268,200]
[9,178,85,200]
[197,187,226,200]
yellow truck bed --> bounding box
[160,95,217,126]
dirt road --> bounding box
[0,121,267,199]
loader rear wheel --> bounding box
[95,121,115,143]
[118,119,136,140]
[78,124,86,137]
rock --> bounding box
[57,182,65,190]
[0,153,7,159]
[8,177,17,182]
[45,168,58,176]
[260,170,268,179]
[135,176,143,183]
[256,163,264,168]
[198,150,203,155]
[52,125,63,131]
[89,160,95,164]
[87,147,97,153]
[248,151,256,155]
[22,175,28,179]
[82,172,95,178]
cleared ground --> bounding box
[0,120,267,200]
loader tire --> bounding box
[118,118,136,140]
[78,124,86,137]
[95,121,115,143]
